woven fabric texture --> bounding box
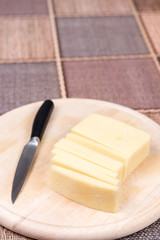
[1,0,160,239]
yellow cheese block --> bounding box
[71,114,151,178]
[51,150,120,186]
[53,138,123,180]
[50,165,119,213]
[67,132,126,161]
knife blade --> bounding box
[11,99,54,203]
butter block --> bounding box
[51,150,120,186]
[50,165,119,213]
[53,138,123,180]
[71,114,151,178]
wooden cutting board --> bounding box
[0,98,160,240]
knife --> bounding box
[11,100,54,204]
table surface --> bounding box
[0,0,160,239]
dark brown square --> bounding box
[0,0,48,15]
[63,58,160,109]
[134,0,160,11]
[0,62,60,115]
[56,16,149,57]
[141,13,160,54]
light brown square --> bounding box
[0,16,54,62]
[141,13,160,54]
[53,0,132,16]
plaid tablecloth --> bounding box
[0,0,160,239]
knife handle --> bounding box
[31,100,54,140]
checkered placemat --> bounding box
[0,0,160,239]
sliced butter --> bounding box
[50,165,119,213]
[71,114,151,178]
[53,138,123,180]
[51,150,120,186]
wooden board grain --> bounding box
[0,98,160,240]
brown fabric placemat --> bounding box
[1,0,160,239]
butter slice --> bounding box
[51,150,120,186]
[71,114,151,179]
[53,138,123,180]
[50,165,119,213]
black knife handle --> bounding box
[31,100,54,140]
